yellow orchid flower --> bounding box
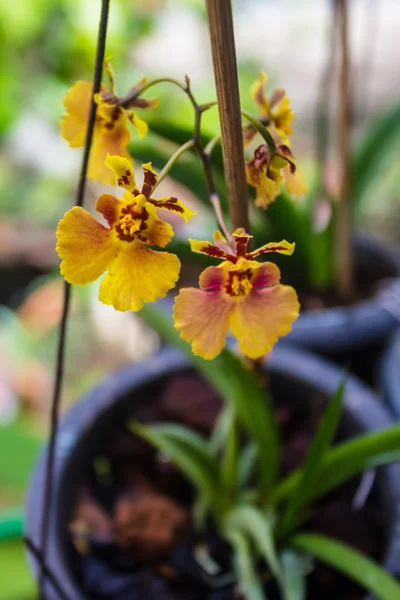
[173,229,299,360]
[249,72,294,145]
[60,61,158,185]
[56,155,195,312]
[246,144,307,208]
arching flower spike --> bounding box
[56,155,195,312]
[173,229,300,360]
[61,60,158,184]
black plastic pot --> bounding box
[0,262,50,308]
[285,236,400,384]
[378,328,400,419]
[26,346,400,600]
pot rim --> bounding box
[379,327,400,418]
[287,234,400,353]
[25,345,400,600]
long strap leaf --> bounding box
[274,425,400,506]
[291,533,400,600]
[280,550,306,600]
[279,380,345,535]
[130,422,220,510]
[226,529,266,600]
[224,505,281,580]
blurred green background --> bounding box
[0,0,400,597]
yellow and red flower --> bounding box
[61,61,158,185]
[247,72,294,146]
[173,229,299,360]
[56,155,195,312]
[246,144,306,208]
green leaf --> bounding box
[209,406,235,454]
[238,442,258,489]
[274,424,400,506]
[220,411,239,500]
[280,550,306,600]
[291,533,400,600]
[227,529,266,600]
[352,100,400,209]
[279,380,345,535]
[130,422,220,509]
[140,305,281,496]
[224,505,281,580]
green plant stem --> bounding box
[204,134,222,157]
[204,113,273,159]
[241,110,277,154]
[152,138,196,191]
[119,77,187,105]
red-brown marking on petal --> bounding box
[114,204,149,242]
[142,169,157,197]
[100,91,118,106]
[100,105,123,131]
[277,144,294,160]
[247,245,288,259]
[254,84,266,108]
[269,89,285,108]
[201,245,234,260]
[234,234,251,257]
[243,124,257,145]
[117,169,133,188]
[96,194,120,227]
[249,144,271,170]
[150,197,184,214]
[131,98,153,109]
[224,268,253,297]
[99,203,117,226]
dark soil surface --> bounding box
[68,375,385,600]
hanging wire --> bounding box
[31,1,111,597]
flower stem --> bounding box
[204,134,221,157]
[123,75,232,241]
[205,0,250,233]
[241,110,277,154]
[335,0,354,299]
[152,138,196,190]
[35,1,110,597]
[119,77,186,107]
